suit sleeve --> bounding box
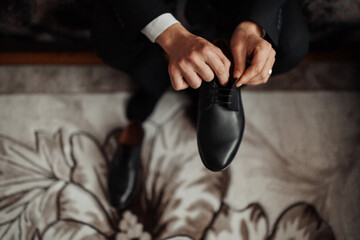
[106,0,169,37]
[237,0,287,46]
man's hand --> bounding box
[231,21,276,87]
[156,23,231,90]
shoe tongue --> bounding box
[213,39,236,87]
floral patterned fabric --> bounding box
[1,90,359,239]
[0,117,334,240]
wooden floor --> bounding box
[0,48,356,65]
[0,52,103,65]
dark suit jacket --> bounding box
[107,0,286,47]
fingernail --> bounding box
[234,71,241,79]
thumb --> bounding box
[232,44,247,80]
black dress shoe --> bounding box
[197,39,245,172]
[108,121,144,208]
[197,80,245,171]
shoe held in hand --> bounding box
[197,39,245,172]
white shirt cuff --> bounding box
[141,13,179,43]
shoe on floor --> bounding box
[107,120,144,208]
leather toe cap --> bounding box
[197,104,244,172]
[198,135,240,172]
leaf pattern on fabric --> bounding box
[0,131,117,239]
[120,110,229,240]
[205,203,268,240]
[269,203,335,240]
[42,221,107,240]
[70,132,116,224]
[58,183,115,236]
[203,202,335,240]
[0,126,336,240]
[0,131,71,239]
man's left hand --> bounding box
[230,21,276,87]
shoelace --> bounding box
[212,88,233,105]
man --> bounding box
[92,0,309,208]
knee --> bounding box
[90,2,147,71]
[91,30,147,71]
[274,31,309,74]
[273,0,310,74]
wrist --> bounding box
[156,23,191,54]
[236,21,264,38]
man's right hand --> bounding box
[156,23,231,91]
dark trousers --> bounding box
[91,0,309,99]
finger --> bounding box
[169,65,189,91]
[231,43,247,80]
[194,62,214,82]
[205,52,229,86]
[172,76,189,90]
[246,57,275,85]
[246,50,276,85]
[214,47,232,74]
[181,68,202,89]
[236,42,271,87]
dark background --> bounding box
[0,0,359,53]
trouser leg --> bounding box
[91,0,170,98]
[91,1,171,121]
